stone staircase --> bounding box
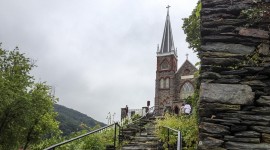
[120,116,163,150]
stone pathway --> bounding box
[120,117,163,150]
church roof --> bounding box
[176,58,198,75]
[157,6,177,56]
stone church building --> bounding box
[121,7,197,119]
[154,7,197,115]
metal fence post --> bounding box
[177,131,180,150]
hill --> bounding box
[54,104,106,136]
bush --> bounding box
[155,114,198,150]
[155,92,199,150]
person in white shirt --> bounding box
[184,103,191,115]
[180,103,185,114]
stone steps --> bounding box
[120,116,163,150]
[131,136,159,142]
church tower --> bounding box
[154,6,178,115]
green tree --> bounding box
[0,46,60,150]
[182,1,201,52]
[21,83,60,149]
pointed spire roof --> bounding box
[158,5,176,56]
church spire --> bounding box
[158,5,176,56]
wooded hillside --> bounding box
[54,104,106,136]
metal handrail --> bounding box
[44,106,157,150]
[44,123,121,150]
[161,126,182,150]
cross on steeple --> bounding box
[186,53,189,60]
[158,5,176,54]
[166,5,171,15]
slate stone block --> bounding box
[201,103,241,112]
[201,42,255,54]
[231,125,247,132]
[198,137,224,150]
[256,96,270,106]
[239,28,269,39]
[200,83,255,105]
[224,136,260,143]
[220,69,248,75]
[199,122,230,135]
[225,142,270,149]
[241,80,267,87]
[262,133,270,143]
[234,131,260,138]
[258,43,270,56]
[201,57,241,66]
[252,107,270,115]
[250,126,270,134]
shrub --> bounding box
[155,92,199,150]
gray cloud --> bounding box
[0,0,199,123]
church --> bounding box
[154,6,197,115]
[121,7,198,120]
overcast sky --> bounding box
[0,0,199,124]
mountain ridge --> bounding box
[54,104,106,136]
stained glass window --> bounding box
[180,82,194,99]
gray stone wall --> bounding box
[198,0,270,149]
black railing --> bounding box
[44,123,121,150]
[45,106,158,150]
[161,126,182,150]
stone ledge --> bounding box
[200,83,255,105]
[199,122,230,135]
[225,142,270,149]
[224,136,260,143]
[239,28,269,39]
[201,42,255,54]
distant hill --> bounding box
[54,104,106,136]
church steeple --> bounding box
[158,5,177,56]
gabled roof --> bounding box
[176,59,198,75]
[157,6,177,56]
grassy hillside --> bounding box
[54,104,106,136]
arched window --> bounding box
[161,60,169,70]
[165,78,170,88]
[180,82,194,99]
[160,78,164,89]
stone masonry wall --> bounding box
[155,55,177,115]
[198,0,270,149]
